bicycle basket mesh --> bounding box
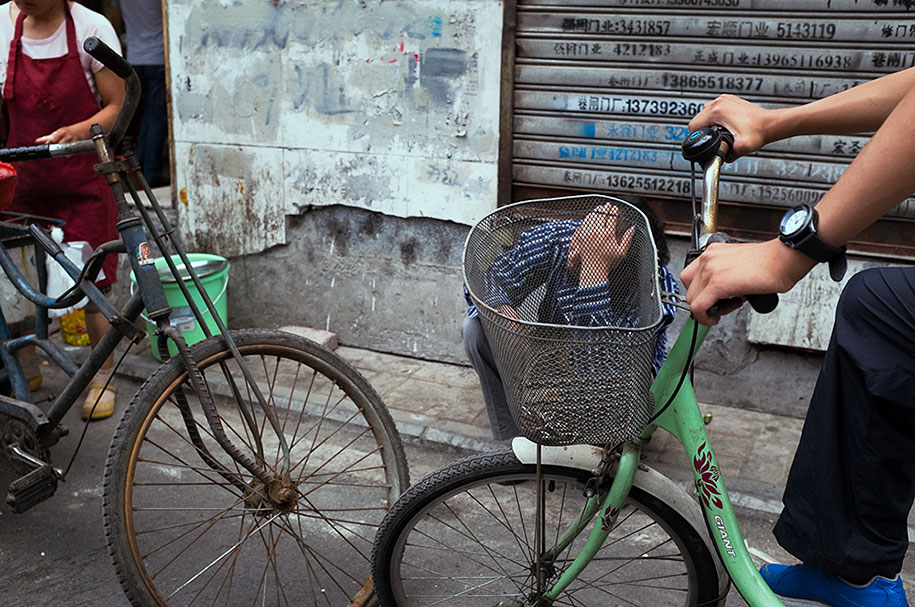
[463,195,663,446]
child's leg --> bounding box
[462,315,517,442]
[82,295,116,420]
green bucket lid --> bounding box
[157,258,229,283]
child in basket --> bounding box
[462,197,679,445]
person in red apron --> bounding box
[3,0,124,419]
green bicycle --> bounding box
[370,126,788,606]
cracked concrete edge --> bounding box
[112,350,497,452]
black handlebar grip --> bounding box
[27,224,64,257]
[746,292,779,314]
[681,125,734,165]
[84,36,132,79]
[707,292,779,319]
[0,144,51,162]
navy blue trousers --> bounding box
[135,65,168,187]
[774,267,915,582]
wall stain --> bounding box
[400,238,419,266]
[435,239,452,264]
[359,213,384,237]
[327,217,351,257]
[420,48,468,105]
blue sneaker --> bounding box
[760,563,908,607]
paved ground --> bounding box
[110,331,915,603]
[3,330,914,604]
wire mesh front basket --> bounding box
[463,195,663,446]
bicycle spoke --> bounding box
[183,510,260,606]
[140,500,244,562]
[109,334,405,605]
[138,433,250,503]
[377,450,707,606]
[275,514,358,596]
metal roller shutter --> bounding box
[510,0,915,258]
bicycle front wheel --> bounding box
[104,329,409,606]
[372,450,722,606]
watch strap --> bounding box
[789,231,848,281]
[827,251,848,282]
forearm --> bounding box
[67,103,119,140]
[765,67,915,143]
[811,85,915,248]
[691,67,915,158]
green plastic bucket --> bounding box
[130,253,230,361]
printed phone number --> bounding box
[775,22,836,40]
[607,175,692,194]
[579,97,705,116]
[562,18,671,36]
[758,186,822,204]
[662,73,764,92]
[614,0,739,6]
[753,53,853,69]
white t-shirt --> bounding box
[0,2,122,102]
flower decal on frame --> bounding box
[600,504,621,531]
[693,441,723,509]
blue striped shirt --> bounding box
[465,219,680,374]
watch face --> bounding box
[781,206,810,237]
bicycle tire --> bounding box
[372,449,722,606]
[104,329,409,606]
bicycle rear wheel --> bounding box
[372,450,722,606]
[104,329,409,606]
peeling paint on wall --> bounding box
[176,142,286,257]
[168,0,503,256]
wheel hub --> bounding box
[243,475,299,515]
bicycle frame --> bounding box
[509,129,787,606]
[1,37,291,495]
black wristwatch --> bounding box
[778,203,847,281]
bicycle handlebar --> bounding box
[83,36,132,79]
[83,36,140,148]
[682,126,780,317]
[0,144,51,162]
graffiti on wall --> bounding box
[169,0,502,256]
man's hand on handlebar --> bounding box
[688,95,774,161]
[680,239,814,326]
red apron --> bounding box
[4,3,118,286]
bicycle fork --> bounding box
[511,318,787,607]
[90,126,293,492]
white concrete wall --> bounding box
[748,256,915,352]
[166,0,504,258]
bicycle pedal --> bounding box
[6,464,58,513]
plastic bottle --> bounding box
[47,227,92,347]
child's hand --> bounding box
[35,125,81,144]
[567,203,635,288]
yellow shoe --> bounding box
[82,372,117,421]
[19,354,42,392]
[27,374,42,392]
